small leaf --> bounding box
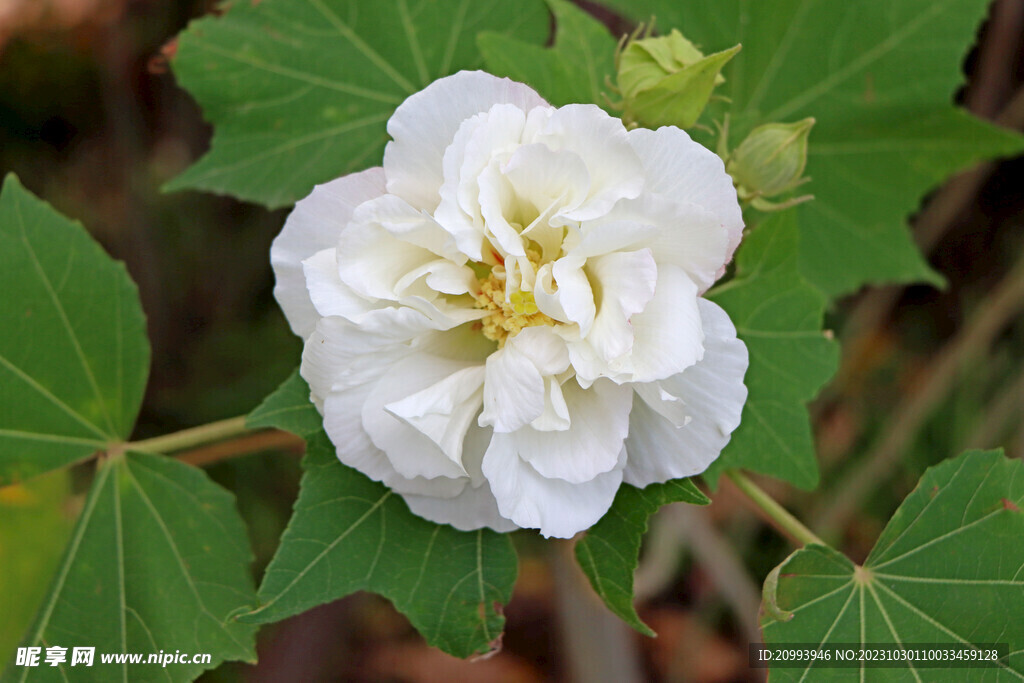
[706,212,839,488]
[762,450,1024,680]
[242,374,518,658]
[0,175,149,486]
[598,0,1024,299]
[575,479,709,636]
[6,452,258,682]
[247,369,323,438]
[168,0,549,208]
[479,0,617,108]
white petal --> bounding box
[400,425,517,532]
[337,207,440,302]
[548,255,595,334]
[300,312,433,401]
[362,194,464,262]
[385,365,486,468]
[504,143,590,228]
[363,355,482,480]
[272,168,385,337]
[511,326,571,376]
[597,193,730,293]
[402,481,518,533]
[384,71,547,211]
[584,249,658,363]
[302,248,378,321]
[321,378,466,500]
[435,104,535,261]
[482,434,626,538]
[628,126,744,269]
[530,375,571,432]
[621,265,704,383]
[479,342,545,433]
[624,299,748,485]
[516,378,632,482]
[532,104,644,221]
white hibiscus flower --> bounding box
[271,71,748,539]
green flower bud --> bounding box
[727,118,815,209]
[616,29,739,129]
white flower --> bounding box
[271,71,748,538]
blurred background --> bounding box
[0,0,1021,681]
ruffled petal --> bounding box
[517,378,632,482]
[627,126,744,272]
[584,249,658,363]
[479,326,567,433]
[479,341,545,433]
[597,193,730,293]
[300,312,434,401]
[532,104,644,221]
[385,364,486,467]
[302,248,378,321]
[482,435,626,538]
[363,355,483,480]
[400,422,517,532]
[271,167,386,337]
[624,299,748,485]
[618,265,704,383]
[384,71,547,211]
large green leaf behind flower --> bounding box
[243,371,519,658]
[598,0,1024,298]
[762,450,1024,681]
[0,175,149,486]
[479,0,617,109]
[706,212,839,488]
[168,0,549,208]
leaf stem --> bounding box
[725,469,826,547]
[124,416,250,454]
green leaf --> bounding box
[6,451,258,682]
[478,0,617,108]
[596,0,1024,298]
[0,175,149,486]
[762,450,1024,680]
[242,374,518,658]
[575,479,708,636]
[706,213,839,488]
[246,369,323,438]
[168,0,549,208]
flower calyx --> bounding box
[614,26,740,130]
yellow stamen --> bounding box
[474,271,556,345]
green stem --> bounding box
[725,469,826,547]
[124,416,250,454]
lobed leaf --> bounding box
[598,0,1024,299]
[5,452,258,682]
[575,479,709,636]
[762,450,1024,680]
[168,0,549,208]
[0,175,149,486]
[706,212,839,488]
[241,373,519,658]
[478,0,617,109]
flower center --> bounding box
[474,253,556,345]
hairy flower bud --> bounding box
[616,29,739,129]
[727,118,815,210]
